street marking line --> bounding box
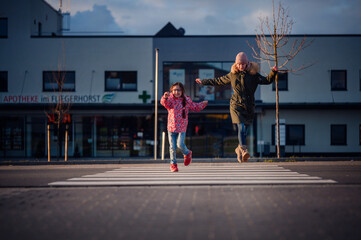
[80,174,310,178]
[48,165,337,186]
[49,179,337,186]
[94,172,294,176]
[68,176,323,181]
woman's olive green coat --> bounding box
[201,69,276,125]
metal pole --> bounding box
[47,124,50,162]
[154,48,159,160]
[161,131,165,160]
[65,124,68,161]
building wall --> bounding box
[30,0,62,36]
[0,36,153,104]
[0,0,62,39]
[260,35,361,103]
[258,109,361,154]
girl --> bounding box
[161,82,208,172]
[196,52,277,163]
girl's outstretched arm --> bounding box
[187,97,208,112]
[160,92,174,109]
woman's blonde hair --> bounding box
[231,62,259,75]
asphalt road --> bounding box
[1,161,361,240]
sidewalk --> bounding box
[1,156,360,165]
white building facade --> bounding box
[0,0,360,159]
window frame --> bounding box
[42,71,76,92]
[104,71,138,92]
[163,61,233,101]
[0,117,25,151]
[286,125,305,145]
[331,70,347,91]
[330,124,347,146]
[272,72,288,91]
[0,17,8,38]
[272,124,305,146]
[0,71,8,92]
[359,70,361,91]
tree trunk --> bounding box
[47,124,50,162]
[65,124,68,161]
[273,25,280,158]
[275,73,280,158]
[57,121,60,161]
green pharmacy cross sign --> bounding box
[138,90,151,103]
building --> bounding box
[1,0,360,159]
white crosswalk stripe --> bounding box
[48,164,337,186]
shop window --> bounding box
[163,62,233,101]
[96,117,131,151]
[0,117,24,150]
[95,116,153,157]
[331,124,347,145]
[272,72,288,91]
[0,18,8,38]
[43,71,75,92]
[272,124,304,145]
[105,71,137,91]
[286,125,305,145]
[331,70,347,91]
[0,71,8,92]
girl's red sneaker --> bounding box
[170,164,178,172]
[184,150,192,166]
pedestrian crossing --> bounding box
[48,164,337,187]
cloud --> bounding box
[69,4,123,33]
[45,0,361,35]
[241,9,272,34]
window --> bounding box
[38,22,42,36]
[331,124,347,145]
[359,125,361,145]
[331,70,347,91]
[0,18,8,38]
[0,71,8,92]
[43,71,75,92]
[105,71,137,91]
[0,117,24,150]
[272,72,288,91]
[163,62,233,101]
[272,124,304,145]
[286,125,305,145]
[359,70,361,91]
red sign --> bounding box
[63,114,71,124]
[47,113,71,124]
[47,114,55,123]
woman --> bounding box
[196,52,277,162]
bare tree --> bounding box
[45,41,72,161]
[248,0,313,158]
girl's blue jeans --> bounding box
[168,131,190,164]
[237,123,249,146]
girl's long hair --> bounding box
[170,82,187,118]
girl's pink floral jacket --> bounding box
[161,93,207,133]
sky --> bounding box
[46,0,361,35]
